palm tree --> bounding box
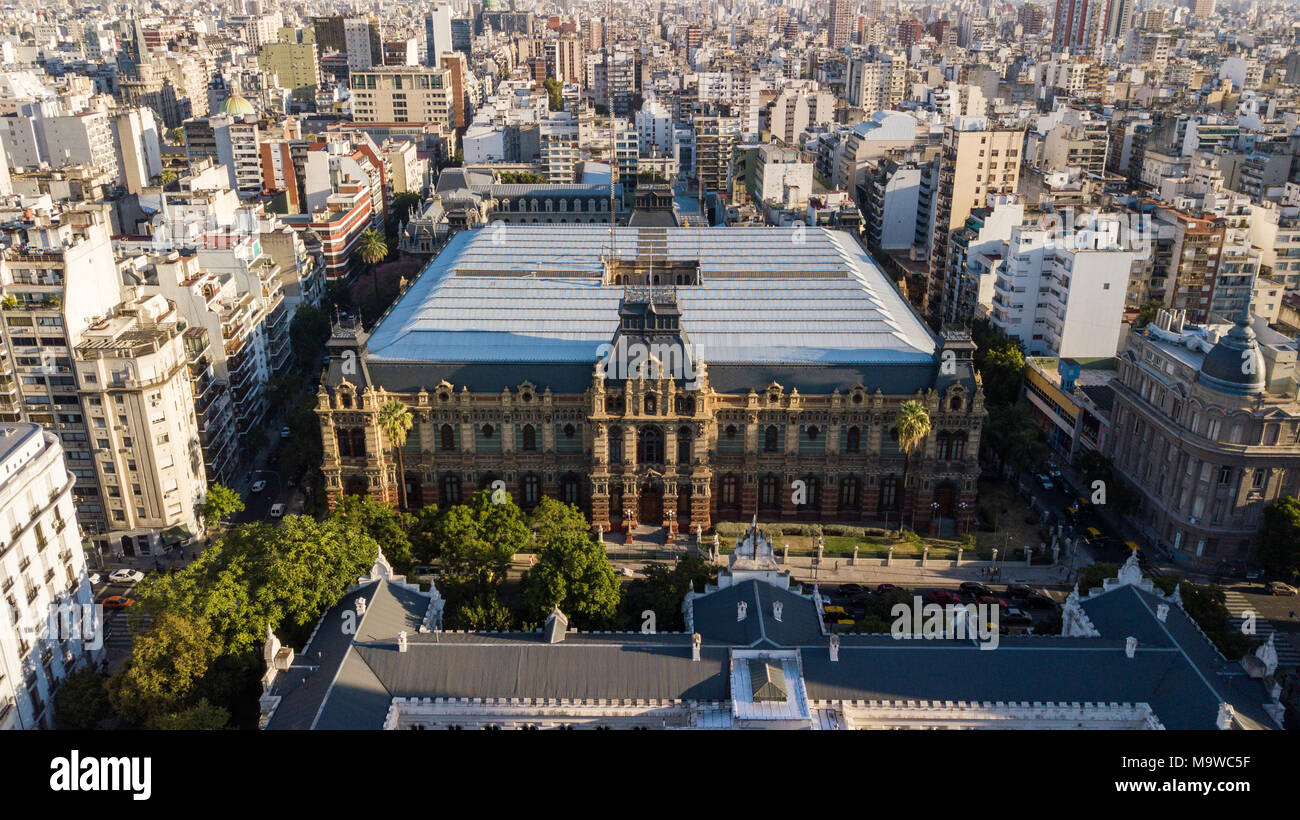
[378,399,414,510]
[358,228,389,308]
[893,399,932,527]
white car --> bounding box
[269,503,285,518]
[108,568,144,584]
[250,480,267,493]
[88,573,101,585]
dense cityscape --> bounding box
[0,0,1296,751]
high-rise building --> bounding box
[927,118,1024,321]
[425,6,453,66]
[829,0,854,48]
[344,17,381,72]
[349,66,453,126]
[0,422,99,729]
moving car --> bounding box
[875,583,904,595]
[839,583,866,597]
[1268,581,1298,596]
[270,503,285,518]
[977,595,1011,612]
[102,595,135,609]
[1036,474,1055,491]
[108,568,144,584]
[280,427,291,439]
[1005,583,1034,599]
[250,480,267,493]
[823,605,850,619]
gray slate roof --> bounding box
[264,576,1277,731]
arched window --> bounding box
[880,475,899,511]
[559,474,581,506]
[522,424,537,451]
[951,433,966,460]
[806,425,819,440]
[677,425,692,464]
[797,476,820,509]
[936,432,951,460]
[521,473,541,508]
[608,427,623,462]
[720,474,740,509]
[481,423,494,438]
[846,425,861,453]
[637,427,664,463]
[605,394,624,413]
[764,425,779,452]
[563,423,576,439]
[644,393,657,414]
[338,428,367,458]
[440,474,461,507]
[440,424,455,451]
[839,476,860,511]
[724,424,737,439]
[758,474,781,511]
[949,395,963,412]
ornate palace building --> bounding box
[316,225,984,535]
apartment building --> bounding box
[350,66,452,127]
[0,206,121,539]
[73,294,206,556]
[845,50,907,114]
[927,117,1025,321]
[694,114,741,203]
[989,220,1140,358]
[1038,108,1109,176]
[0,422,97,729]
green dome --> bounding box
[217,94,256,117]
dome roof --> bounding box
[1197,316,1266,395]
[217,94,256,117]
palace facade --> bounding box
[316,225,984,535]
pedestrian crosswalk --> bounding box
[102,612,154,654]
[1223,590,1300,668]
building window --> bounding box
[440,474,461,507]
[758,474,780,511]
[839,476,860,511]
[720,474,739,508]
[764,425,779,452]
[440,424,455,451]
[521,425,537,451]
[880,475,899,511]
[677,426,692,464]
[846,426,861,453]
[563,423,576,439]
[481,424,494,438]
[608,427,623,462]
[522,473,541,508]
[637,427,663,463]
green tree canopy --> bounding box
[620,555,716,632]
[377,399,414,510]
[1135,299,1164,329]
[200,483,244,527]
[1261,497,1300,580]
[981,403,1048,473]
[432,491,529,584]
[110,611,223,723]
[146,698,231,730]
[333,494,414,570]
[53,668,110,730]
[971,318,1027,406]
[527,497,589,549]
[358,228,389,266]
[522,530,621,628]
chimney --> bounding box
[1125,636,1137,658]
[737,601,748,622]
[356,596,367,616]
[829,634,840,662]
[545,606,568,643]
[1156,603,1169,622]
[397,630,408,653]
[772,601,783,622]
[691,632,701,662]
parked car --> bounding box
[269,503,285,518]
[875,583,905,595]
[1002,607,1034,625]
[823,605,850,619]
[1035,474,1055,491]
[1004,583,1034,599]
[250,480,267,493]
[1268,581,1298,596]
[977,595,1011,612]
[960,581,994,598]
[839,583,866,597]
[1045,464,1063,480]
[925,589,963,606]
[102,595,135,610]
[280,426,291,439]
[88,573,101,585]
[1020,593,1059,611]
[108,568,144,584]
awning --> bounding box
[159,524,194,546]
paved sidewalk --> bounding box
[764,555,1081,589]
